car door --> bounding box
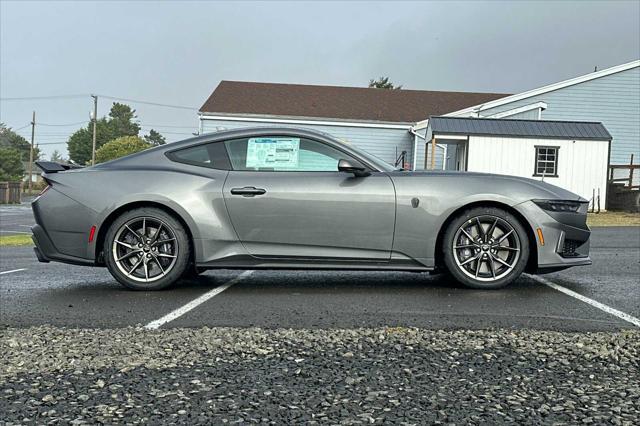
[222,135,396,261]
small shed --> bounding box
[427,116,612,204]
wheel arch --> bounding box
[95,201,196,265]
[434,201,538,273]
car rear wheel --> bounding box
[443,206,529,289]
[104,207,191,290]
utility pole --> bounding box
[28,111,35,194]
[91,94,98,165]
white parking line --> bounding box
[145,270,254,330]
[0,268,27,276]
[527,274,640,328]
[0,230,31,234]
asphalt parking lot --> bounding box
[2,202,639,424]
[1,203,638,332]
[0,198,35,236]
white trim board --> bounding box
[413,119,429,131]
[199,114,413,130]
[432,134,469,140]
[486,102,547,119]
[446,59,640,117]
[410,128,426,170]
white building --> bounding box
[427,116,611,204]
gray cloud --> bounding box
[1,0,638,158]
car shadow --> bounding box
[181,269,543,293]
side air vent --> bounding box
[561,239,581,257]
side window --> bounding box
[167,142,231,170]
[172,145,210,165]
[534,146,559,177]
[224,137,356,172]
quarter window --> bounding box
[534,146,559,177]
[167,142,231,170]
[224,137,356,172]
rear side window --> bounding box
[167,142,231,170]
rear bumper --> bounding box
[31,224,95,266]
[31,187,98,266]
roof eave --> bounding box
[198,111,414,129]
[432,130,611,141]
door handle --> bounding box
[230,186,267,197]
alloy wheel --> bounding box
[452,215,521,282]
[111,217,178,283]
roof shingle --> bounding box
[199,81,509,124]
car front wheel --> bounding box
[104,207,191,290]
[443,206,529,289]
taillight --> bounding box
[88,225,96,243]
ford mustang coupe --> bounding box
[32,127,591,290]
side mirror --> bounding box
[338,158,370,177]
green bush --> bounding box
[0,147,24,181]
[95,136,152,164]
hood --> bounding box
[394,170,584,202]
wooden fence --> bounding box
[609,154,639,190]
[607,154,640,212]
[0,181,22,204]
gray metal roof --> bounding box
[429,116,612,141]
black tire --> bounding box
[182,265,204,279]
[104,207,191,290]
[442,206,529,289]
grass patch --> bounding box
[588,211,640,227]
[0,234,33,246]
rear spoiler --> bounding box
[35,161,84,173]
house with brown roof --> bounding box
[199,60,638,195]
[198,81,508,170]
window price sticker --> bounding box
[246,137,300,169]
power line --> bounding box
[20,133,69,138]
[39,120,90,127]
[1,93,198,110]
[15,130,67,134]
[139,123,198,129]
[0,94,89,101]
[10,123,32,131]
[143,130,195,135]
[97,95,197,111]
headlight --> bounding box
[533,199,584,213]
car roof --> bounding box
[165,126,340,150]
[91,126,356,169]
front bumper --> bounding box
[515,201,592,273]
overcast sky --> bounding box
[1,0,639,158]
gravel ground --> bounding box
[1,327,639,425]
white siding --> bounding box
[200,118,413,169]
[466,136,609,203]
[496,109,540,120]
[479,66,639,165]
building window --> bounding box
[534,146,559,177]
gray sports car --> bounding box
[32,127,591,290]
